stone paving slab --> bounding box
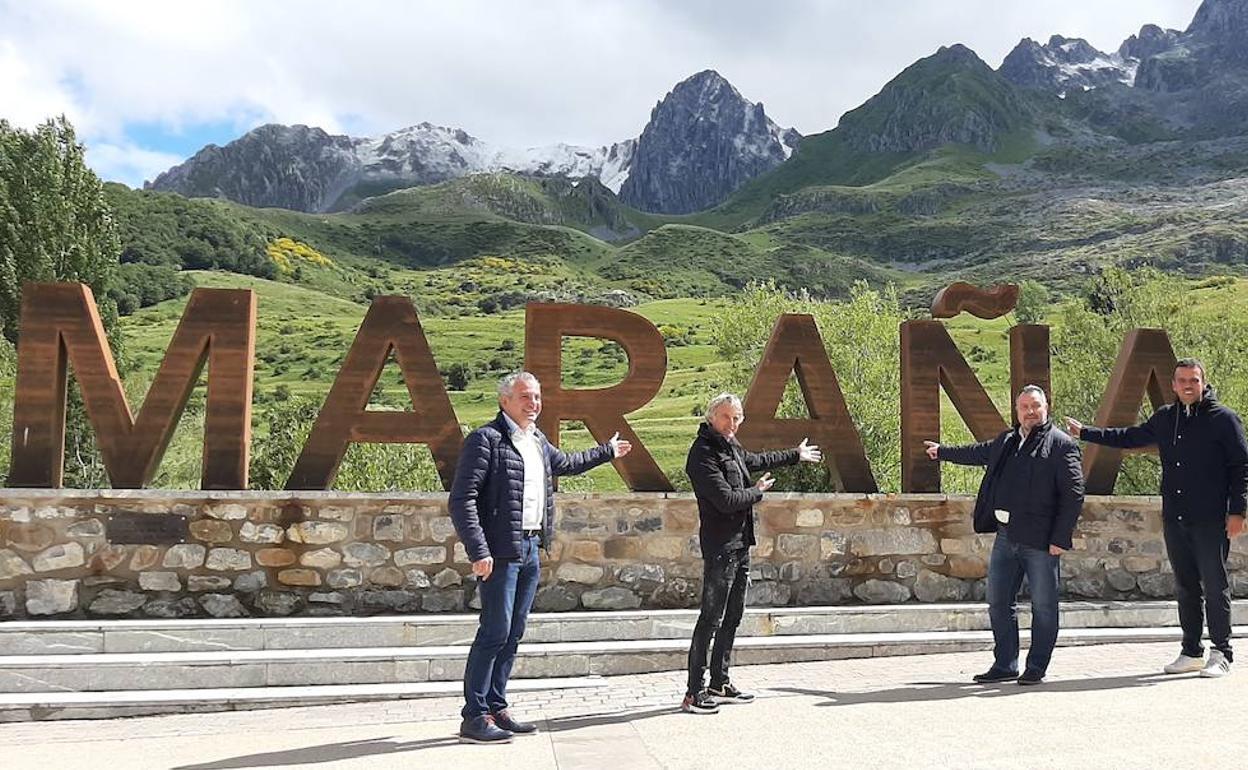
[3,640,1248,768]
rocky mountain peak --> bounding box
[999,35,1134,94]
[840,44,1029,154]
[1117,24,1182,61]
[618,70,799,214]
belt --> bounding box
[522,529,542,538]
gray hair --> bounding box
[498,371,540,397]
[704,392,743,423]
[1017,384,1048,404]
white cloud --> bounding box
[84,142,185,189]
[0,0,1206,182]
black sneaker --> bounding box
[972,668,1020,684]
[492,709,539,735]
[681,691,720,714]
[1017,670,1046,685]
[708,682,756,704]
[458,714,513,744]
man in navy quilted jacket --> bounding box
[450,371,631,744]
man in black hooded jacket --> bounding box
[1067,358,1248,678]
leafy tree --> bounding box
[1014,279,1050,325]
[0,117,122,486]
[0,117,120,342]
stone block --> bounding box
[1122,556,1158,573]
[255,590,303,615]
[162,544,207,569]
[820,532,847,559]
[130,545,165,571]
[0,549,33,579]
[327,568,363,588]
[239,522,284,544]
[234,570,269,593]
[143,597,200,618]
[0,591,15,618]
[617,563,664,587]
[1137,572,1176,598]
[604,537,643,560]
[256,548,297,567]
[557,562,605,584]
[940,538,967,555]
[645,536,685,560]
[33,542,85,572]
[206,503,248,520]
[317,506,355,522]
[849,529,937,557]
[200,593,249,618]
[286,521,349,545]
[372,515,405,542]
[190,519,234,543]
[913,570,969,602]
[369,566,405,587]
[662,509,699,533]
[422,589,465,612]
[358,589,421,612]
[534,584,580,611]
[432,567,463,587]
[343,542,390,567]
[1065,577,1107,598]
[26,579,79,615]
[453,543,470,563]
[429,517,456,542]
[394,546,446,566]
[5,523,57,552]
[776,533,818,559]
[569,540,604,561]
[278,569,322,587]
[139,572,181,592]
[188,575,232,592]
[206,548,252,571]
[946,556,987,579]
[405,569,431,589]
[895,560,919,579]
[795,508,824,528]
[796,578,853,604]
[1107,569,1137,592]
[90,545,129,571]
[88,588,146,615]
[852,579,911,604]
[582,586,641,609]
[300,548,342,569]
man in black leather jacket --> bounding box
[926,385,1084,685]
[682,392,823,714]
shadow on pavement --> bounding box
[771,671,1187,707]
[171,736,461,769]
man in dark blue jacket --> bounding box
[1067,358,1248,678]
[450,371,630,743]
[926,385,1084,685]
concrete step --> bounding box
[1,624,1232,694]
[0,600,1220,655]
[0,676,607,722]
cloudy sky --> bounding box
[1,0,1202,187]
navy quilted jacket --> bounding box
[449,411,614,561]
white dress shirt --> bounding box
[503,413,546,530]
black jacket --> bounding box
[938,420,1085,550]
[1079,386,1248,523]
[686,422,799,554]
[449,411,614,561]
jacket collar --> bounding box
[698,421,737,451]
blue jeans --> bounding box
[461,533,541,719]
[987,529,1061,676]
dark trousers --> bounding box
[686,546,750,695]
[1164,517,1233,661]
[461,534,541,719]
[986,529,1061,676]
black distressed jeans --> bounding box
[686,546,750,695]
[1164,517,1233,661]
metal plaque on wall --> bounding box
[105,512,189,545]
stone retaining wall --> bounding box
[0,490,1244,619]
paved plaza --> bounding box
[3,640,1246,769]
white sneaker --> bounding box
[1200,650,1232,678]
[1163,654,1205,674]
